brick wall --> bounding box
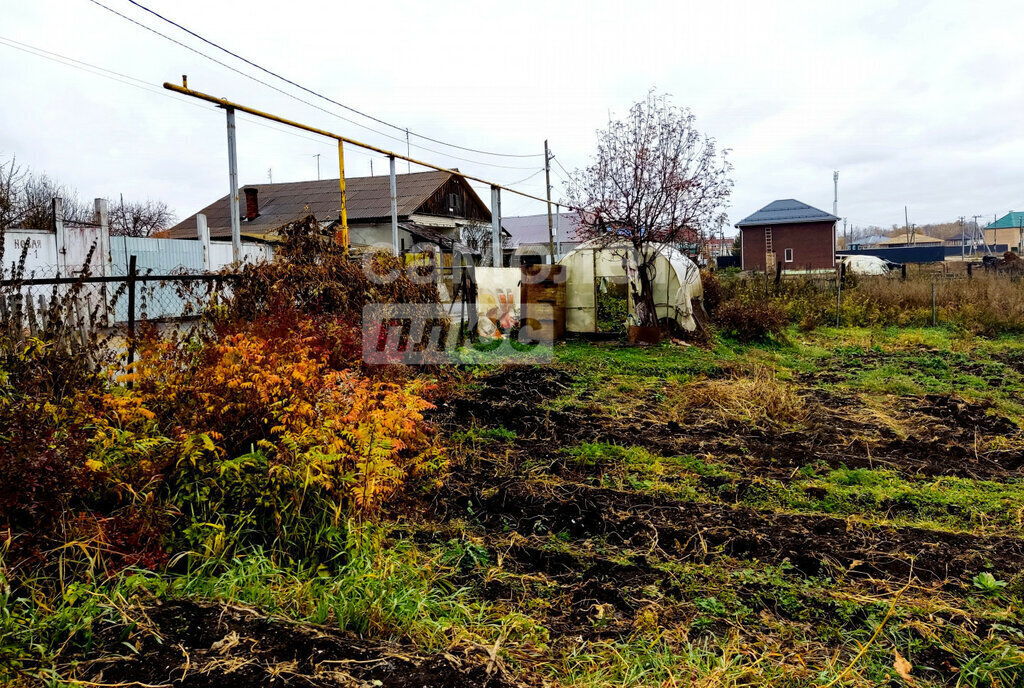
[741,221,835,271]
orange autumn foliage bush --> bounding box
[109,316,442,559]
[2,220,444,571]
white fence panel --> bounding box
[2,229,59,277]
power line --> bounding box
[124,0,542,160]
[552,155,574,179]
[84,0,538,170]
[0,35,360,159]
[505,168,545,187]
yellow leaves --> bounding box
[116,316,441,516]
[85,459,104,472]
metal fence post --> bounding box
[835,270,842,328]
[126,254,137,381]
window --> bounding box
[784,248,794,262]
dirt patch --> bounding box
[914,393,1020,435]
[438,367,1023,481]
[83,600,534,688]
[442,478,1024,584]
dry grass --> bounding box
[846,272,1024,334]
[668,365,811,429]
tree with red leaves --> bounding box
[567,93,732,328]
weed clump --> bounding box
[672,365,810,429]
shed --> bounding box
[557,240,703,333]
[735,199,838,272]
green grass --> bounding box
[554,442,1024,536]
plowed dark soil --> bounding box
[440,477,1024,583]
[430,364,1024,624]
[440,366,1024,480]
[86,600,531,688]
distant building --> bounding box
[735,199,838,272]
[848,234,891,249]
[501,212,583,261]
[166,170,500,257]
[985,212,1024,253]
[874,232,944,248]
[706,236,734,258]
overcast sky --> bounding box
[2,0,1023,235]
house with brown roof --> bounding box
[166,170,503,256]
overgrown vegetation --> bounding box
[3,221,1024,686]
[0,219,452,683]
[705,268,1024,339]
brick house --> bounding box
[735,199,839,272]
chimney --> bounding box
[243,187,259,221]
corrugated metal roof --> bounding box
[851,234,893,246]
[735,199,839,227]
[399,222,478,255]
[501,212,581,245]
[987,212,1024,229]
[167,171,464,239]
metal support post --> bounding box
[490,186,502,267]
[555,204,561,258]
[225,107,241,263]
[126,254,137,381]
[389,155,399,255]
[338,140,349,249]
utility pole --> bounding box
[314,153,320,180]
[544,140,555,263]
[267,168,273,184]
[405,128,411,173]
[370,160,374,177]
[905,206,910,245]
[972,215,991,255]
[959,216,965,259]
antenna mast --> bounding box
[832,170,839,217]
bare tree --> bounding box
[0,156,174,234]
[567,92,732,327]
[109,197,176,237]
[0,156,91,229]
[0,156,27,229]
[459,222,511,266]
